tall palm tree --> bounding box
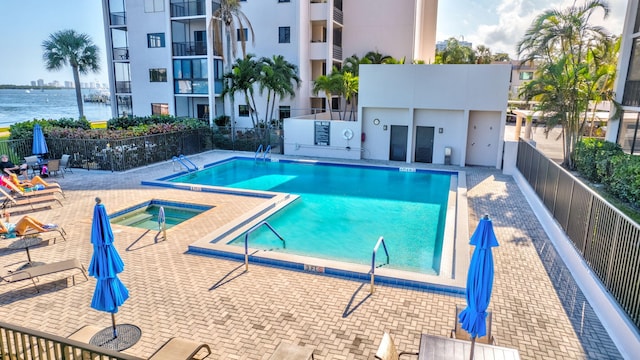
[517,0,610,169]
[259,55,301,127]
[210,0,255,137]
[364,51,393,64]
[42,29,100,119]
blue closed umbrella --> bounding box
[32,124,48,156]
[89,198,129,338]
[459,214,499,360]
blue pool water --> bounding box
[171,159,453,274]
[110,201,212,230]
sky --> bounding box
[0,0,629,86]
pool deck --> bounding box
[0,150,627,359]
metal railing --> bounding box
[516,139,640,331]
[170,0,205,17]
[243,221,285,271]
[172,41,207,56]
[0,321,142,360]
[370,236,389,294]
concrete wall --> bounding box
[358,64,511,168]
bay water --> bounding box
[0,88,113,127]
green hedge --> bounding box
[574,138,640,209]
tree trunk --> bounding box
[72,66,84,119]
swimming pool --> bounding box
[169,158,454,274]
[110,200,212,230]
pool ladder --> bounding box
[243,221,285,271]
[254,144,271,162]
[370,236,390,294]
[172,154,198,172]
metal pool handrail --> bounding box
[244,221,285,271]
[370,236,389,294]
[263,145,272,161]
[254,144,263,161]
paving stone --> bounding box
[0,151,624,359]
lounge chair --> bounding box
[450,304,495,345]
[148,337,212,360]
[3,180,65,200]
[375,332,418,360]
[269,342,315,360]
[0,258,88,293]
[0,187,63,212]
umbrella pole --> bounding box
[112,313,118,338]
[469,336,476,360]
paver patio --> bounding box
[0,150,624,359]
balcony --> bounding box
[623,80,640,107]
[310,41,327,60]
[333,7,343,25]
[113,47,129,60]
[174,79,209,94]
[310,1,327,21]
[110,12,126,26]
[332,45,342,61]
[170,0,205,17]
[173,41,207,56]
[115,81,131,93]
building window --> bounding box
[279,27,291,44]
[149,68,167,82]
[144,0,164,12]
[278,0,290,2]
[519,72,533,80]
[279,106,291,120]
[147,33,165,48]
[618,111,640,154]
[239,105,250,117]
[237,28,248,41]
[151,103,169,115]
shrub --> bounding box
[607,154,640,208]
[574,138,600,181]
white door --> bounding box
[466,112,500,167]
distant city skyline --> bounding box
[0,0,628,86]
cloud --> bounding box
[462,0,626,59]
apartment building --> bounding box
[101,0,438,127]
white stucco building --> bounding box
[284,64,511,168]
[100,0,438,127]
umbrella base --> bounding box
[89,324,141,351]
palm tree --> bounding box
[364,51,393,64]
[42,29,100,119]
[475,45,493,64]
[435,37,476,64]
[259,55,301,128]
[312,70,342,120]
[210,0,255,138]
[223,55,261,128]
[517,0,610,169]
[341,72,359,121]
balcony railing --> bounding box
[110,12,126,26]
[332,45,342,60]
[170,0,205,17]
[333,7,343,25]
[623,80,640,107]
[113,47,129,60]
[173,41,207,56]
[174,79,208,94]
[115,81,131,93]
